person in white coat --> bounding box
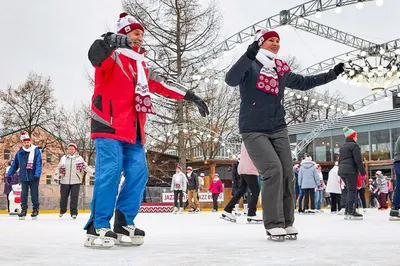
[326,162,344,213]
[171,165,187,214]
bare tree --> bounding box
[123,0,221,168]
[0,72,57,136]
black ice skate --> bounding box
[31,210,39,220]
[220,211,237,223]
[345,211,363,220]
[284,226,298,240]
[114,225,145,246]
[266,228,287,241]
[188,207,196,214]
[84,223,117,249]
[246,215,262,224]
[389,207,400,221]
[18,210,27,220]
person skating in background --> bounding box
[293,164,301,212]
[231,157,243,215]
[326,162,344,213]
[368,178,380,208]
[198,173,205,211]
[356,173,367,213]
[209,173,223,212]
[186,166,200,213]
[54,143,94,219]
[375,171,389,210]
[84,12,209,248]
[221,143,262,223]
[170,165,187,214]
[7,132,42,220]
[390,135,400,220]
[314,164,325,213]
[225,27,344,239]
[338,127,366,220]
[298,156,320,214]
[3,161,20,214]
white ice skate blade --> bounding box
[84,236,115,249]
[344,216,363,221]
[246,218,262,224]
[220,216,236,223]
[267,235,286,242]
[31,217,38,220]
[116,234,144,247]
[285,234,298,240]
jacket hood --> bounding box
[301,161,316,169]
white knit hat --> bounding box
[116,12,144,35]
[20,132,31,142]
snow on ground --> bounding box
[0,209,398,266]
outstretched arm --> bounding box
[285,63,344,91]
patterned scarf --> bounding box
[22,145,37,170]
[117,48,155,114]
[255,49,291,96]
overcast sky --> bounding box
[1,0,399,114]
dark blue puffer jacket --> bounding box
[7,147,42,182]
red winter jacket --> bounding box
[209,178,223,194]
[90,47,185,145]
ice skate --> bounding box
[337,209,345,215]
[344,211,363,220]
[18,210,27,220]
[188,207,196,214]
[284,226,298,240]
[31,210,39,220]
[71,215,77,219]
[173,207,178,214]
[266,228,286,242]
[195,208,200,213]
[59,213,64,218]
[84,224,117,249]
[304,210,315,215]
[220,211,237,223]
[389,208,400,221]
[179,207,183,214]
[114,225,145,246]
[212,209,217,212]
[246,215,262,224]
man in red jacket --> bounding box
[84,12,209,249]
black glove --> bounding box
[102,32,133,49]
[88,39,114,67]
[246,41,260,60]
[184,90,210,117]
[333,63,345,76]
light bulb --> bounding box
[183,129,188,133]
[207,134,211,138]
[150,141,155,145]
[303,96,309,101]
[296,94,302,99]
[227,149,231,153]
[193,129,198,133]
[284,90,288,95]
[378,65,384,71]
[315,11,322,18]
[337,107,341,112]
[323,103,329,108]
[213,138,218,142]
[335,6,342,13]
[199,132,204,136]
[330,105,335,110]
[205,78,210,83]
[289,92,294,97]
[349,70,355,76]
[356,2,363,9]
[174,130,179,134]
[398,93,400,97]
[317,101,323,106]
[360,51,367,57]
[311,99,316,103]
[376,0,384,7]
[221,143,225,147]
[379,49,385,55]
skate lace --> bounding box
[95,228,112,236]
[124,225,136,232]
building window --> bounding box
[391,128,400,158]
[46,153,53,163]
[46,175,52,185]
[4,149,11,160]
[332,135,345,161]
[370,129,390,160]
[89,175,95,186]
[314,137,331,162]
[358,132,370,161]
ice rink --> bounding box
[0,209,398,266]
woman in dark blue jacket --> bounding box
[225,29,344,240]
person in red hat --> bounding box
[83,12,209,248]
[225,28,345,241]
[54,143,94,219]
[7,132,42,220]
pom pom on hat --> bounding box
[343,127,357,139]
[116,12,144,35]
[255,29,280,46]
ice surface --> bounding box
[0,209,398,266]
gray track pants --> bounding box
[242,129,295,230]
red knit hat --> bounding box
[68,143,78,150]
[116,12,144,35]
[255,29,280,46]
